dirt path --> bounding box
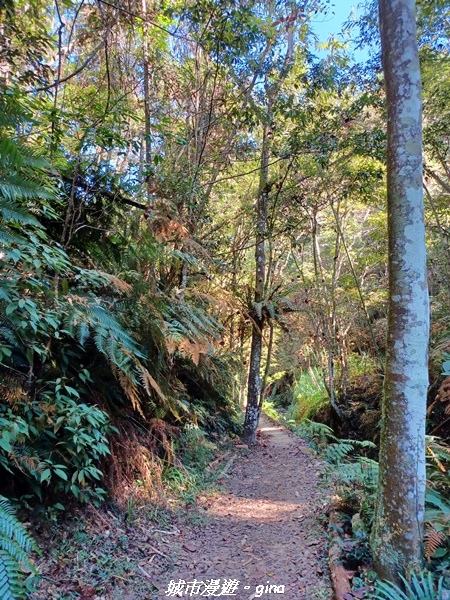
[152,416,333,600]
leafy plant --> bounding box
[0,495,39,599]
[322,438,376,466]
[371,571,448,600]
[424,488,450,563]
[288,418,336,450]
[262,400,281,421]
[286,369,330,423]
[0,379,114,502]
[426,437,450,498]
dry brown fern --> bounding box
[150,216,189,243]
[360,410,381,428]
[104,418,177,504]
[424,522,447,560]
[0,374,27,406]
[109,360,145,418]
[177,338,208,366]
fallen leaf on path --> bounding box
[79,585,97,599]
[182,542,197,552]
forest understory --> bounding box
[2,0,450,598]
[29,416,332,600]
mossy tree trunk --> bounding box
[243,123,270,445]
[371,0,429,581]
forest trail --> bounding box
[152,416,333,600]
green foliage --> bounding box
[322,439,376,466]
[163,425,218,505]
[0,496,39,599]
[0,89,240,505]
[0,379,113,502]
[288,418,336,449]
[0,94,55,217]
[320,433,378,533]
[371,571,448,600]
[262,401,281,421]
[426,437,450,499]
[285,369,330,423]
[424,488,450,565]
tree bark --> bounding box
[243,123,270,445]
[241,12,297,444]
[371,0,429,581]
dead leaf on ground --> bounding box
[182,542,197,552]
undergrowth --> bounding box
[163,425,223,506]
[264,394,450,594]
[286,369,329,422]
[370,571,448,600]
[0,496,40,600]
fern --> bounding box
[372,572,447,600]
[323,438,376,465]
[291,418,337,448]
[0,496,39,600]
[424,489,450,560]
[424,522,447,560]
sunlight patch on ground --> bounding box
[209,498,311,523]
[258,426,283,432]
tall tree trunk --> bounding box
[243,123,270,444]
[371,0,429,581]
[260,318,274,406]
[242,19,295,444]
[142,0,152,200]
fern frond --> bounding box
[0,137,23,169]
[0,496,39,600]
[114,366,144,418]
[140,367,167,404]
[0,551,25,600]
[0,198,40,226]
[424,522,446,560]
[323,441,355,465]
[0,175,53,202]
[373,572,445,600]
[323,439,376,465]
[0,225,27,246]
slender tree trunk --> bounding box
[371,0,429,581]
[260,318,274,406]
[243,123,270,444]
[0,22,11,85]
[242,20,295,444]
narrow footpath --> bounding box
[152,416,333,600]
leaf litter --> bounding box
[30,415,332,599]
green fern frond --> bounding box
[372,572,446,600]
[0,137,23,169]
[323,439,376,465]
[323,441,355,465]
[331,458,379,488]
[0,496,39,600]
[0,225,28,245]
[292,418,337,447]
[0,551,25,600]
[0,198,40,226]
[0,176,53,202]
